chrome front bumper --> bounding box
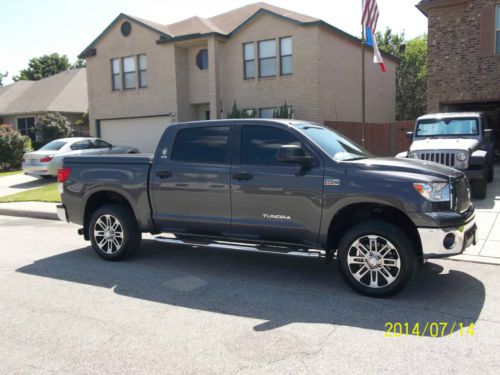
[56,204,68,222]
[418,218,477,258]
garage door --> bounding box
[100,116,172,153]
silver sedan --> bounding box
[22,137,140,178]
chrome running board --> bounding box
[154,235,325,258]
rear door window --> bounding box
[171,126,230,163]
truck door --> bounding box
[230,124,324,246]
[150,124,232,237]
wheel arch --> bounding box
[326,202,422,259]
[82,189,137,240]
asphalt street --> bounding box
[1,215,500,374]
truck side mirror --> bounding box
[406,131,414,141]
[276,145,313,166]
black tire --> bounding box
[471,178,487,199]
[487,164,494,183]
[337,221,418,297]
[89,204,141,261]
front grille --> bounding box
[417,151,455,167]
[451,177,471,213]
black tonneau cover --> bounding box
[64,154,153,165]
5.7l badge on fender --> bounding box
[324,179,340,186]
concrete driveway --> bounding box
[0,173,55,197]
[462,164,500,260]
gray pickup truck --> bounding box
[57,119,477,297]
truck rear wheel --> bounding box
[89,204,141,261]
[471,178,487,199]
[336,221,417,297]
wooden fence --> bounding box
[324,120,415,157]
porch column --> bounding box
[207,37,221,119]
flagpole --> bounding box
[361,1,366,147]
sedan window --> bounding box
[93,140,112,149]
[70,140,93,150]
[39,141,67,151]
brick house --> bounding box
[417,0,500,143]
[79,2,398,152]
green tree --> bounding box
[376,29,428,120]
[0,125,29,170]
[14,53,71,81]
[0,71,7,86]
[37,113,73,143]
[226,101,256,118]
[72,58,86,68]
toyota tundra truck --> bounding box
[57,119,477,297]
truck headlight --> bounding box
[413,182,450,202]
[408,151,419,159]
[456,151,467,162]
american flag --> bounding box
[361,0,387,72]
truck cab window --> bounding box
[171,126,230,163]
[241,126,301,165]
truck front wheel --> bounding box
[89,204,141,261]
[337,221,418,297]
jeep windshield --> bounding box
[297,124,372,161]
[415,118,479,137]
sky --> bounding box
[0,0,427,85]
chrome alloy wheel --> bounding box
[347,235,401,288]
[94,214,124,254]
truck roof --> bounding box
[171,119,311,127]
[417,112,484,121]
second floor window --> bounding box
[496,5,500,54]
[280,37,292,75]
[123,56,136,89]
[243,43,255,79]
[259,40,276,77]
[111,54,147,91]
[138,54,147,87]
[111,58,121,91]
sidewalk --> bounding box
[0,202,58,221]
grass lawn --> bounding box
[0,170,22,177]
[0,183,61,203]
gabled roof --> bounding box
[79,2,398,62]
[0,68,88,116]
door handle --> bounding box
[156,170,173,178]
[232,171,253,180]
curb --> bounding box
[0,207,58,221]
[449,254,500,266]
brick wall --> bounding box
[325,120,414,156]
[426,0,500,112]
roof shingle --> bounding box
[0,68,88,116]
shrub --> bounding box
[273,101,293,119]
[37,112,73,143]
[0,125,29,171]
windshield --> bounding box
[416,118,479,137]
[39,141,67,151]
[297,124,372,161]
